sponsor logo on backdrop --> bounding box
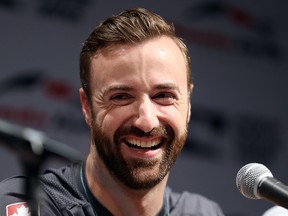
[0,70,87,134]
[186,106,281,165]
[0,0,92,22]
[176,1,283,60]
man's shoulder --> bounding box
[0,162,90,216]
[0,175,30,216]
[0,175,27,191]
[168,187,225,216]
[0,175,28,200]
[39,162,87,206]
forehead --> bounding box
[89,36,187,88]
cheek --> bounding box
[96,107,130,136]
[158,106,189,136]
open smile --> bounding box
[122,137,164,150]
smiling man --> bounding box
[82,36,191,191]
[0,8,225,216]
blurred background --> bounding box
[0,0,287,215]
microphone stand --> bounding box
[16,130,52,216]
[23,159,42,216]
[0,119,83,216]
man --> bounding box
[0,8,224,215]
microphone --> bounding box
[0,119,83,163]
[236,163,288,209]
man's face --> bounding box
[81,36,192,190]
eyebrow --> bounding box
[154,83,180,93]
[104,85,134,92]
[103,83,180,96]
[101,85,134,97]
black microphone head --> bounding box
[236,163,273,199]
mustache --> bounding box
[114,124,174,139]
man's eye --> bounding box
[110,94,133,105]
[153,93,176,105]
[111,94,130,100]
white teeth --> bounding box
[126,137,161,148]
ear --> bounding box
[79,87,92,127]
[187,84,193,122]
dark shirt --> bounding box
[0,162,225,216]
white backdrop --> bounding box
[1,1,288,215]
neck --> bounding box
[85,150,168,216]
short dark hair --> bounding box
[80,8,191,99]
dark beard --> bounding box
[91,118,188,190]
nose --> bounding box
[133,96,159,133]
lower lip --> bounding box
[121,143,163,159]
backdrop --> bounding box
[1,1,288,215]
